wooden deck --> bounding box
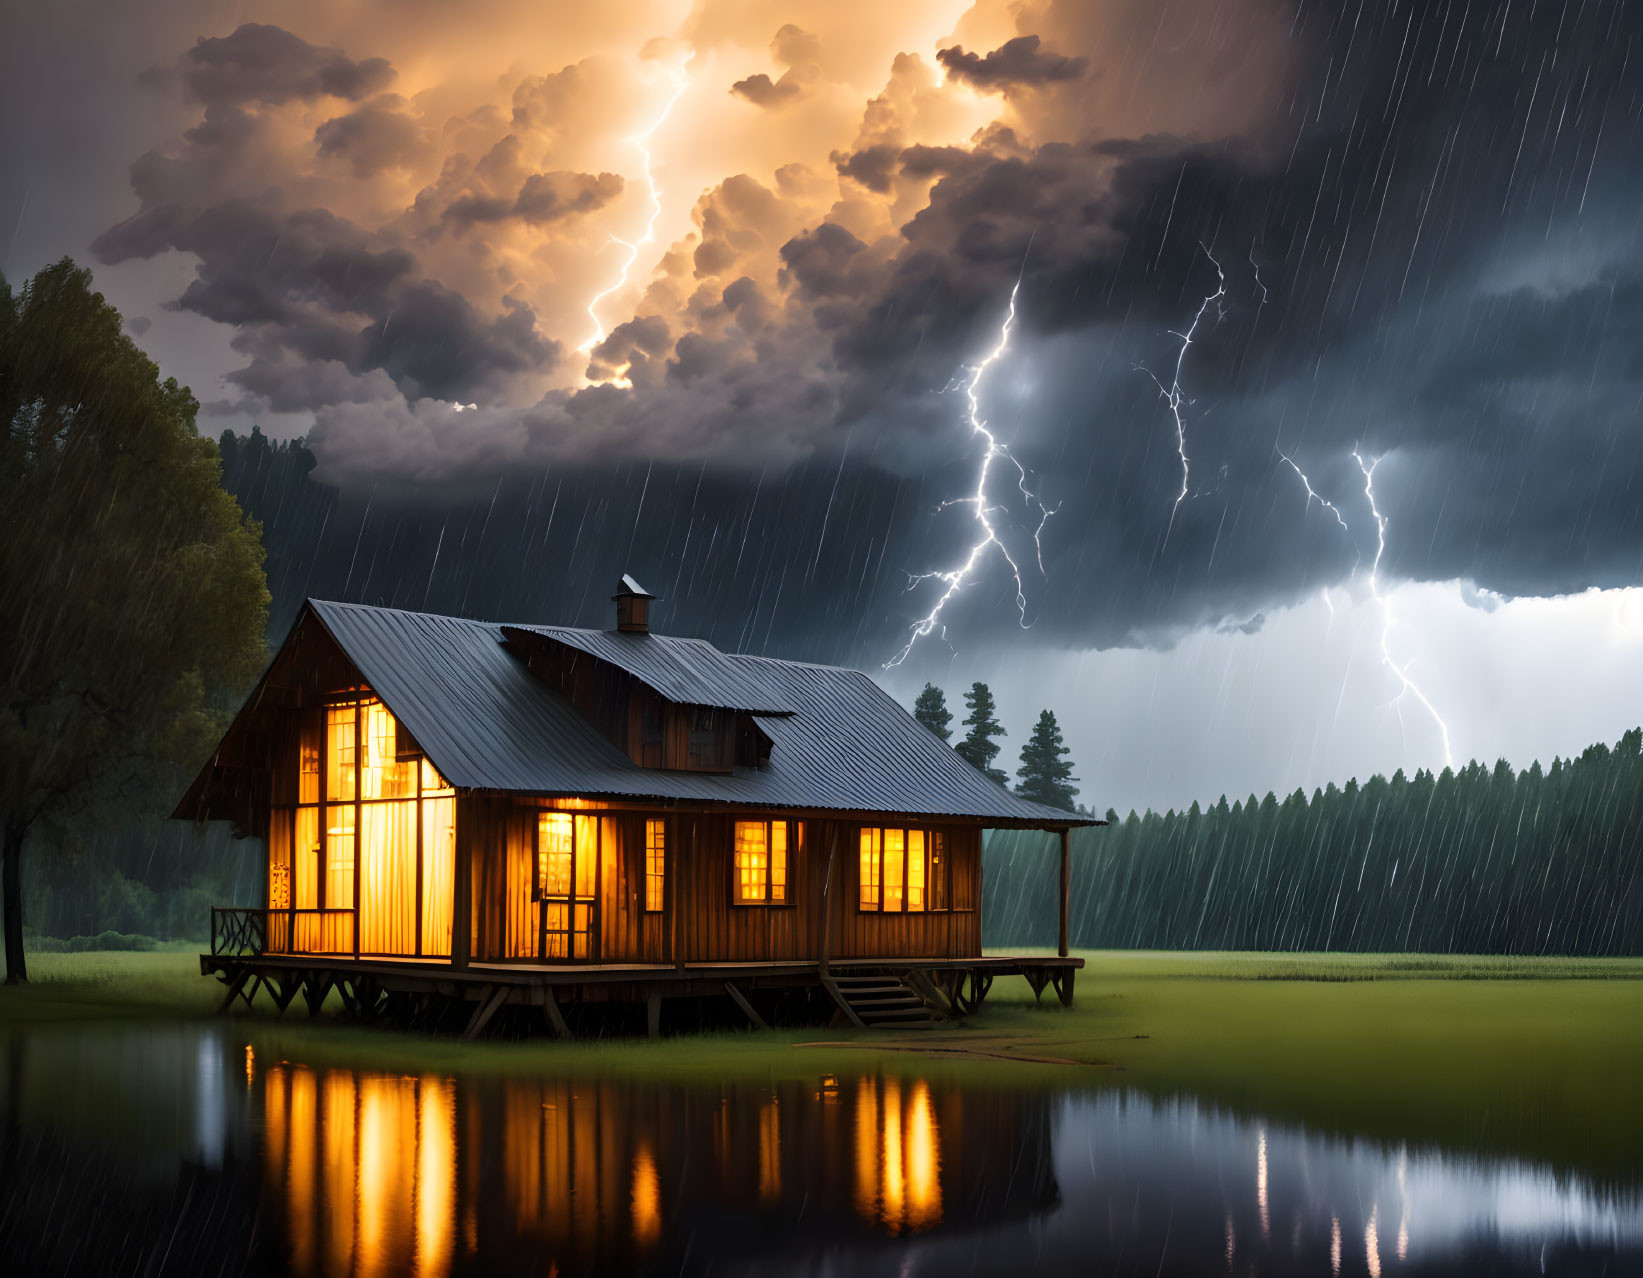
[199,949,1083,1039]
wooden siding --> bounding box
[465,802,983,966]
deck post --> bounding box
[1058,826,1070,959]
[646,991,661,1039]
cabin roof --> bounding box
[501,624,795,715]
[294,598,1090,826]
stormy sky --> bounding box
[5,0,1643,813]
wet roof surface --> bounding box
[308,599,1088,825]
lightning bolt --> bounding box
[1140,243,1227,546]
[884,281,1057,669]
[1278,451,1351,532]
[1355,449,1454,768]
[579,60,691,388]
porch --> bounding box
[203,904,1081,1040]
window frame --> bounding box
[644,818,666,913]
[731,818,797,907]
[858,825,951,914]
[275,694,455,958]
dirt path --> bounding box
[794,1035,1104,1068]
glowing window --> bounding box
[859,827,946,913]
[538,813,573,899]
[734,820,792,905]
[327,705,357,801]
[276,697,455,959]
[859,828,881,910]
[644,820,665,913]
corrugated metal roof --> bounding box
[503,624,795,714]
[305,599,1093,826]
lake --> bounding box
[2,1023,1639,1276]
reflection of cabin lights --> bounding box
[905,1082,939,1230]
[632,1143,661,1246]
[1330,1216,1342,1275]
[759,1097,782,1204]
[820,1073,839,1096]
[417,1079,455,1275]
[854,1076,942,1233]
[268,1067,457,1278]
[1365,1204,1382,1278]
[244,1043,255,1088]
[1257,1129,1269,1237]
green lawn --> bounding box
[5,948,1640,1179]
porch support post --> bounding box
[1057,826,1070,959]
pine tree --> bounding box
[1015,709,1079,810]
[913,683,953,742]
[956,682,1008,784]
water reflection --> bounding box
[2,1025,1641,1276]
[251,1058,1035,1274]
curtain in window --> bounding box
[883,828,905,912]
[505,812,538,960]
[907,829,926,911]
[360,799,417,954]
[327,707,356,801]
[361,699,415,800]
[269,809,293,952]
[421,796,455,957]
[770,822,788,903]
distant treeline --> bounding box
[984,731,1643,955]
[23,792,260,942]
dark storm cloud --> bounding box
[313,98,423,177]
[77,2,1643,662]
[730,73,802,108]
[92,25,569,410]
[93,197,556,408]
[163,23,394,106]
[934,36,1087,92]
[440,169,624,230]
[730,24,820,108]
[757,0,1643,653]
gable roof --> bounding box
[190,598,1094,827]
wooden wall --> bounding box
[468,801,984,966]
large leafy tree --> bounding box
[1015,709,1079,811]
[913,683,953,742]
[0,260,269,983]
[956,682,1008,785]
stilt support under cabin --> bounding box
[197,951,1084,1037]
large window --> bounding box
[859,827,948,913]
[645,819,665,912]
[271,696,456,957]
[733,820,794,905]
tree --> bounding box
[955,682,1008,784]
[913,683,953,741]
[1016,709,1079,810]
[0,259,269,983]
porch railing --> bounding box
[211,907,266,956]
[210,907,356,957]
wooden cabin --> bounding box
[178,579,1096,1035]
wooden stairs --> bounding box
[823,970,945,1030]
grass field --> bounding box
[5,948,1641,1179]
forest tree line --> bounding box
[984,731,1643,955]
